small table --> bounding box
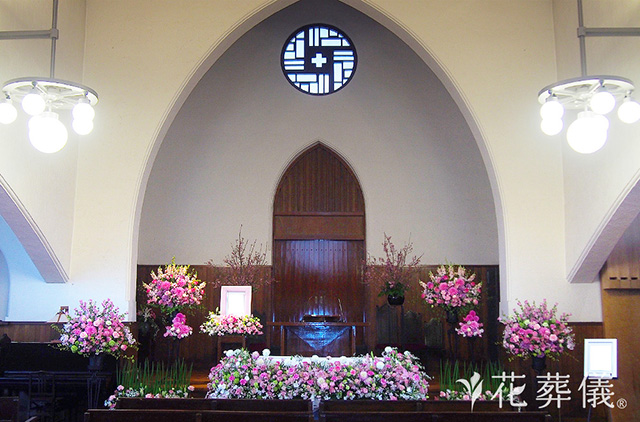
[217,335,246,360]
[266,322,368,356]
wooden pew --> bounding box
[319,400,509,412]
[116,397,312,412]
[85,409,315,422]
[319,411,552,422]
[0,397,18,422]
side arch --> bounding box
[0,178,66,283]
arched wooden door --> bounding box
[272,143,365,325]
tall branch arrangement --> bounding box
[363,234,422,297]
[208,228,275,290]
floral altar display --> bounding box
[54,299,137,359]
[363,234,422,305]
[143,259,205,359]
[499,299,575,363]
[104,359,194,409]
[207,347,429,400]
[420,264,481,359]
[200,309,263,336]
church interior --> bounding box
[0,1,639,421]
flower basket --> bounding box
[54,299,137,360]
[499,299,575,361]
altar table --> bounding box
[266,322,368,356]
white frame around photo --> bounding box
[584,338,618,379]
[220,286,252,317]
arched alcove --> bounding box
[138,0,498,270]
[272,142,365,323]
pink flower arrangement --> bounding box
[163,313,193,339]
[207,347,429,400]
[55,299,137,358]
[455,310,484,338]
[420,264,481,312]
[200,310,263,336]
[499,299,575,360]
[144,258,206,315]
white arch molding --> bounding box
[0,176,67,283]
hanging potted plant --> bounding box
[363,234,422,306]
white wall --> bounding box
[138,0,499,269]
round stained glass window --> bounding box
[281,24,357,95]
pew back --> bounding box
[319,411,552,422]
[85,409,314,422]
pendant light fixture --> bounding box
[538,0,640,154]
[0,0,98,153]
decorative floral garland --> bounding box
[54,299,137,359]
[207,347,430,400]
[200,310,263,336]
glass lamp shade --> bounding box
[566,111,609,154]
[590,90,616,115]
[72,101,95,122]
[617,98,640,124]
[22,90,46,116]
[72,118,94,135]
[541,117,563,136]
[540,98,564,120]
[28,112,68,153]
[0,100,18,124]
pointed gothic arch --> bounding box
[272,143,365,328]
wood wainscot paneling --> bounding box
[598,211,640,422]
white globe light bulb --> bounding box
[540,98,564,120]
[617,98,640,124]
[72,118,94,135]
[72,101,95,122]
[0,99,18,124]
[28,111,68,153]
[22,90,46,116]
[566,111,608,154]
[540,117,563,136]
[590,89,615,115]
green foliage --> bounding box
[117,359,193,395]
[439,360,506,395]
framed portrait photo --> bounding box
[220,286,252,317]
